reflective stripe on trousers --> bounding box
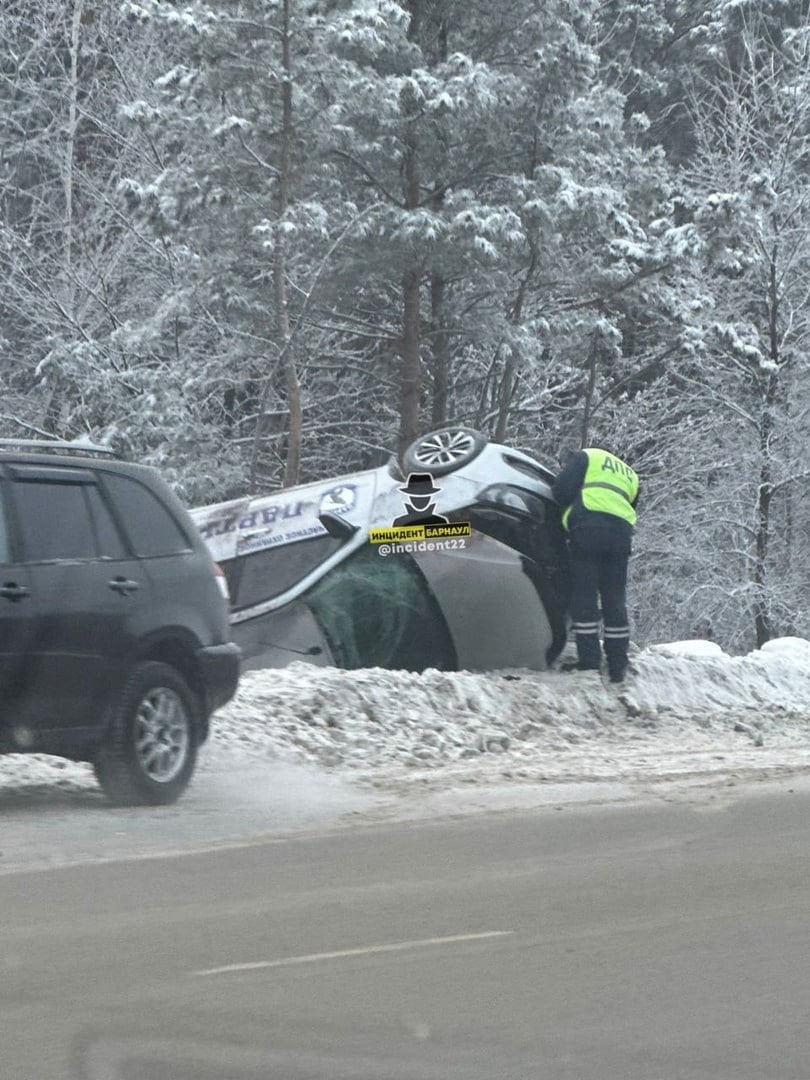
[572,621,601,669]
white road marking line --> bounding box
[0,835,291,878]
[193,930,514,977]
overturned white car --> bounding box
[190,427,570,672]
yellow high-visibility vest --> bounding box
[562,448,639,530]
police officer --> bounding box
[552,446,640,683]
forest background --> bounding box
[2,0,810,653]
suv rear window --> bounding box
[101,473,191,557]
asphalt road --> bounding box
[2,787,809,1080]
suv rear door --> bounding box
[97,470,211,646]
[5,464,155,740]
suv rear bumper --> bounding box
[196,642,241,714]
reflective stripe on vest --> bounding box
[562,448,638,529]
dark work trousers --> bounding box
[568,527,631,675]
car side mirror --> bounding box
[318,512,359,540]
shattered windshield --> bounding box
[305,543,457,671]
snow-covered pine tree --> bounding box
[661,1,810,648]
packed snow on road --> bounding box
[3,637,810,815]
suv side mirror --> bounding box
[318,512,359,540]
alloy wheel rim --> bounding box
[134,687,190,783]
[413,429,476,468]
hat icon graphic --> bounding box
[392,471,448,526]
[399,472,441,496]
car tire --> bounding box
[93,661,199,806]
[401,426,488,477]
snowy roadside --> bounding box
[201,637,810,808]
[1,638,809,813]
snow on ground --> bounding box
[202,636,810,805]
[4,638,809,812]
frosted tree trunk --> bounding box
[277,0,302,488]
[400,263,422,455]
[429,271,450,427]
[63,0,84,318]
[752,248,781,648]
[397,103,422,456]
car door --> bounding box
[6,464,154,737]
[96,470,205,643]
[466,488,571,665]
[412,490,570,671]
[0,474,37,742]
[413,529,553,670]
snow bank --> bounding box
[205,638,810,788]
[2,639,810,802]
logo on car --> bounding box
[318,484,357,516]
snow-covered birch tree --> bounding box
[668,3,810,648]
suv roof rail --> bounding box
[0,438,121,458]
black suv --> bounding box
[0,440,240,805]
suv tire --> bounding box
[401,426,488,477]
[94,661,199,806]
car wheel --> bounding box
[401,426,488,477]
[94,661,199,806]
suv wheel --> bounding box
[94,661,199,806]
[401,426,488,477]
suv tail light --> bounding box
[213,563,231,602]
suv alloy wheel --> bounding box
[93,662,200,806]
